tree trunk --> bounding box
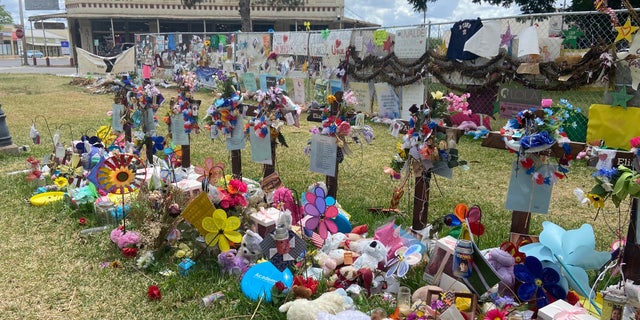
[239,0,252,32]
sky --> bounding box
[2,0,564,29]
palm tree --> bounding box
[406,0,437,25]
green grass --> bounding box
[0,74,622,319]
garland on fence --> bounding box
[346,44,614,92]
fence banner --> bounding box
[374,82,400,119]
[77,47,135,75]
[395,27,427,59]
[236,33,271,74]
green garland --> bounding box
[346,44,613,92]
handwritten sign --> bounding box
[242,72,258,92]
[349,82,372,113]
[395,28,427,59]
[401,83,424,120]
[374,82,400,119]
[373,29,388,46]
[293,78,306,105]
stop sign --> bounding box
[15,29,24,39]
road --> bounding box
[0,56,79,76]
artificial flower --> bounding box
[136,251,155,269]
[110,226,141,249]
[327,94,337,105]
[54,176,68,189]
[110,259,123,268]
[514,256,566,308]
[147,285,162,301]
[519,222,610,300]
[202,208,242,252]
[293,275,319,294]
[122,247,138,258]
[484,308,508,320]
[78,217,87,225]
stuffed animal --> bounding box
[352,239,387,271]
[217,249,248,276]
[322,233,347,265]
[314,251,338,275]
[486,248,516,289]
[291,285,312,300]
[330,265,359,290]
[278,291,348,320]
[316,310,371,320]
[237,230,263,262]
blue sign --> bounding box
[61,41,70,55]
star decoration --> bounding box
[500,25,515,48]
[383,35,394,54]
[562,26,584,49]
[615,18,639,43]
[240,40,248,49]
[611,87,634,109]
[365,39,375,55]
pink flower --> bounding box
[484,308,507,320]
[337,121,351,136]
[630,136,640,149]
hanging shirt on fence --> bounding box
[446,18,483,61]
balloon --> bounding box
[240,261,293,302]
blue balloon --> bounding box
[240,261,292,302]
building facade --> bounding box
[31,0,377,55]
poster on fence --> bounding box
[242,72,258,92]
[348,82,372,113]
[309,30,351,71]
[272,32,308,55]
[292,78,306,105]
[236,33,271,74]
[401,82,424,120]
[395,27,427,59]
[352,29,393,58]
[498,85,541,118]
[374,82,400,119]
[259,74,286,91]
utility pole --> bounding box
[18,0,28,65]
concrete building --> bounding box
[29,0,377,55]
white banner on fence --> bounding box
[348,82,372,113]
[77,47,135,75]
[401,82,424,120]
[395,27,427,59]
[272,32,308,56]
[236,33,271,74]
[374,82,400,119]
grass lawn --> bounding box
[0,74,622,319]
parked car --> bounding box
[105,43,136,57]
[26,50,44,58]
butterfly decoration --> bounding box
[385,244,422,278]
[443,203,485,238]
[303,186,338,240]
[194,157,225,191]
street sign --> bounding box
[15,29,24,39]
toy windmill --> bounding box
[88,153,147,231]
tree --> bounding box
[406,0,437,25]
[0,4,13,26]
[470,0,555,14]
[238,0,304,32]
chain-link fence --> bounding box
[132,9,640,143]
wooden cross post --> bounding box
[231,149,242,178]
[325,91,344,200]
[623,197,640,283]
[412,170,431,231]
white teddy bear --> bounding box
[278,291,348,320]
[352,239,387,271]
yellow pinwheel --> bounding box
[202,209,242,252]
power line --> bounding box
[344,6,366,21]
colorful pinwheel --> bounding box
[91,153,146,195]
[443,203,485,238]
[514,256,566,308]
[194,157,225,189]
[500,241,526,264]
[385,244,422,278]
[202,208,242,252]
[303,186,338,240]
